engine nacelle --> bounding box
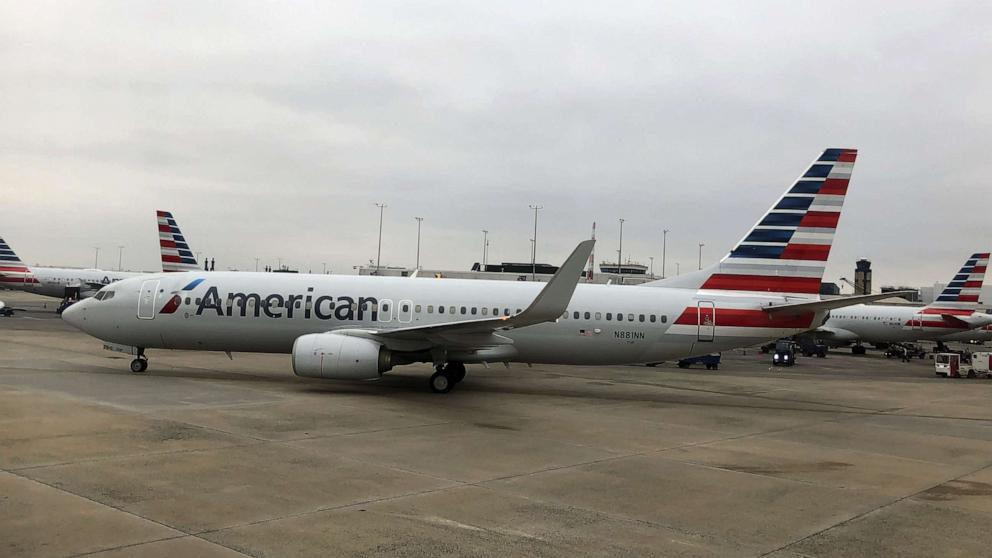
[292,333,392,380]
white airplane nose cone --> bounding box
[61,300,86,330]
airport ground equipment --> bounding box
[677,354,721,370]
[884,343,927,360]
[935,353,960,377]
[772,340,796,366]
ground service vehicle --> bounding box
[773,340,796,366]
[677,354,721,370]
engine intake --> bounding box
[292,333,392,380]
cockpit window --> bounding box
[93,292,105,300]
[93,290,115,301]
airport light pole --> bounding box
[117,245,124,271]
[375,203,387,274]
[698,243,704,270]
[617,218,625,275]
[529,204,543,280]
[676,262,680,276]
[662,229,669,279]
[649,256,654,277]
[322,262,327,274]
[254,257,259,272]
[414,216,423,270]
[93,247,100,268]
[482,230,488,270]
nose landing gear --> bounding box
[429,362,466,393]
[129,348,148,373]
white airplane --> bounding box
[939,323,992,345]
[0,237,142,300]
[817,252,992,353]
[0,211,200,301]
[63,148,901,393]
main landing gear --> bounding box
[429,362,466,394]
[129,348,148,373]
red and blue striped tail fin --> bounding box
[646,148,857,294]
[157,210,200,272]
[929,253,989,308]
[0,237,33,285]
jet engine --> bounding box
[292,333,392,380]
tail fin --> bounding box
[928,253,989,308]
[157,210,199,272]
[645,148,857,295]
[0,237,32,285]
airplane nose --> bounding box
[61,299,87,330]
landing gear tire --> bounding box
[129,358,148,373]
[429,370,453,394]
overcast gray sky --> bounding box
[1,1,990,291]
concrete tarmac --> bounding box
[2,290,992,557]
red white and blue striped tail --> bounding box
[646,148,857,295]
[157,210,199,272]
[0,237,34,285]
[928,253,989,308]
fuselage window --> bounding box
[617,310,623,320]
[628,313,634,321]
[382,303,390,313]
[185,297,191,305]
[595,312,602,320]
[460,306,467,315]
[402,303,410,313]
[428,305,435,314]
[196,298,202,305]
[415,304,422,313]
[639,314,645,322]
[483,308,490,316]
[471,307,477,315]
[606,313,612,321]
[650,315,656,323]
[504,308,510,316]
[493,307,499,315]
[573,311,580,319]
[661,315,668,323]
[584,311,591,319]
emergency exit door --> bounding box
[697,301,715,341]
[137,280,159,319]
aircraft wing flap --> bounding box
[763,291,917,317]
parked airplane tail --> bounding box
[928,253,989,308]
[645,148,857,295]
[157,211,199,272]
[0,237,33,285]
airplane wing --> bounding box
[762,291,917,317]
[334,240,594,349]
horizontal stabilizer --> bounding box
[763,291,917,317]
[940,313,992,329]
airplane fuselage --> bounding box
[66,271,827,365]
[821,304,988,344]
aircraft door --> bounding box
[137,280,159,320]
[398,299,413,323]
[911,312,924,330]
[697,301,715,342]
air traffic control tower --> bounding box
[854,259,872,295]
